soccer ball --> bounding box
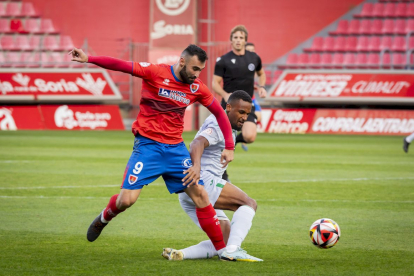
[309,218,341,249]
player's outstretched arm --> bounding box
[206,99,234,167]
[68,48,133,74]
[182,136,209,187]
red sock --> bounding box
[102,194,124,222]
[196,204,226,251]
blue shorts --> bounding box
[121,134,204,194]
[252,98,262,112]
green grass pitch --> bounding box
[0,131,413,275]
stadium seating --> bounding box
[15,35,31,51]
[40,19,58,34]
[24,19,42,33]
[58,36,75,51]
[20,2,38,17]
[5,2,20,17]
[1,35,16,50]
[280,0,414,69]
[0,18,12,33]
[42,36,60,51]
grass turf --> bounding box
[0,131,413,275]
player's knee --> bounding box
[245,197,257,211]
[116,196,136,210]
[243,132,256,143]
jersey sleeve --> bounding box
[255,54,263,72]
[199,125,223,147]
[132,62,159,80]
[197,83,215,107]
[213,56,225,77]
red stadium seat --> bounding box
[355,3,374,18]
[0,52,5,66]
[395,3,407,17]
[383,3,396,17]
[359,20,371,35]
[59,53,74,68]
[284,53,298,69]
[355,53,368,68]
[332,53,344,68]
[21,52,40,68]
[343,53,356,68]
[391,36,406,52]
[29,35,41,50]
[5,2,21,17]
[0,3,6,16]
[381,19,394,34]
[405,19,414,34]
[333,36,346,52]
[0,35,16,50]
[394,19,406,35]
[15,35,31,51]
[345,36,358,52]
[368,36,381,52]
[367,53,380,69]
[58,35,74,51]
[320,53,333,68]
[5,52,21,67]
[304,37,324,52]
[382,53,392,69]
[392,53,406,68]
[42,36,59,51]
[297,53,309,68]
[322,36,335,52]
[356,36,370,52]
[25,19,42,33]
[40,52,54,67]
[309,53,321,68]
[40,19,58,34]
[21,2,39,17]
[0,19,12,33]
[330,20,348,35]
[348,20,360,35]
[371,20,383,35]
[408,3,414,17]
[372,3,385,17]
[380,36,393,51]
[10,19,25,33]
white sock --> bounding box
[406,133,414,143]
[181,240,217,259]
[100,210,109,224]
[226,205,255,252]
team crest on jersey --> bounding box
[190,83,199,93]
[128,174,138,185]
[248,63,255,71]
[182,158,192,168]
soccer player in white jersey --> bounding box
[403,132,414,153]
[162,90,263,262]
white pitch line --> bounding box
[0,160,31,163]
[0,195,412,204]
[237,177,414,184]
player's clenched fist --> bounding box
[68,48,88,63]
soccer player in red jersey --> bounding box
[69,45,234,256]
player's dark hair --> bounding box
[182,44,208,63]
[228,90,252,105]
[230,25,248,41]
[245,42,255,47]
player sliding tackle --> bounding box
[162,90,263,262]
[69,45,234,256]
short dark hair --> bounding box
[245,42,255,48]
[228,90,252,105]
[181,44,208,63]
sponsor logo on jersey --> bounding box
[139,62,151,67]
[190,83,199,93]
[248,63,255,71]
[216,57,221,62]
[128,174,138,185]
[202,128,213,136]
[155,0,190,16]
[231,59,236,64]
[158,88,190,105]
[182,158,192,168]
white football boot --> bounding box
[220,247,263,262]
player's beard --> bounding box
[179,65,196,84]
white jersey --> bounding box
[195,114,237,178]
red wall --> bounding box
[25,0,363,63]
[213,0,364,63]
[26,0,149,58]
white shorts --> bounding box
[179,171,229,228]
